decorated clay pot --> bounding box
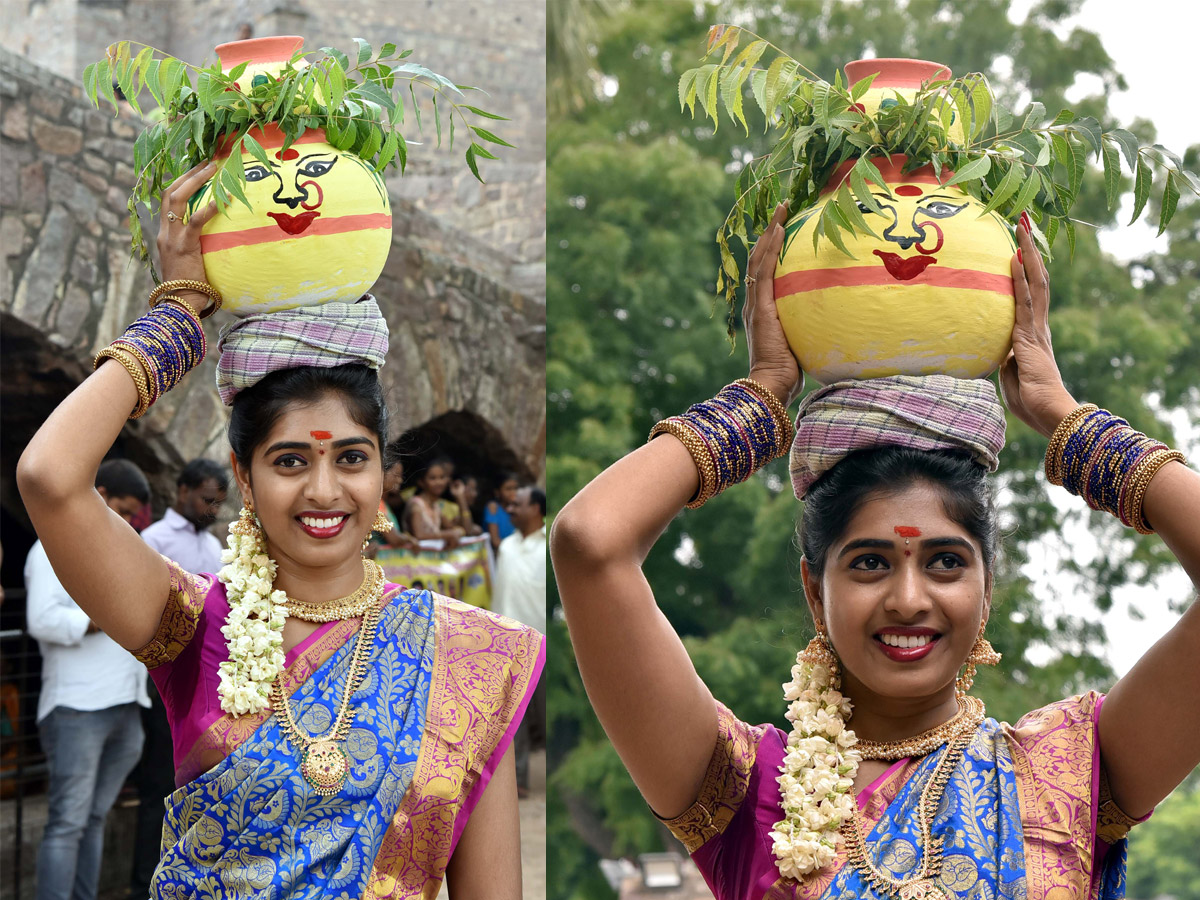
[773,60,1015,384]
[192,37,392,316]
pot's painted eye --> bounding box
[245,165,271,182]
[918,201,966,219]
[299,159,336,178]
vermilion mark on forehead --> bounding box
[894,185,923,197]
[310,430,332,440]
[894,526,922,537]
[276,148,300,161]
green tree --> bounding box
[547,2,1198,897]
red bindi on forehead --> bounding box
[894,526,922,538]
[310,430,332,440]
[894,185,923,197]
[275,148,300,161]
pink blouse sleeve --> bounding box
[131,556,212,669]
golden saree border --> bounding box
[171,600,380,786]
[132,556,211,669]
[1095,769,1140,846]
[660,702,764,854]
[763,758,916,900]
[1003,691,1101,899]
[366,595,543,898]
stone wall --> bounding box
[1,44,545,535]
[0,0,546,268]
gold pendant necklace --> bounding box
[853,694,982,760]
[269,561,384,795]
[840,694,985,899]
[277,558,381,622]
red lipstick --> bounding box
[267,211,320,235]
[873,249,937,280]
[874,626,941,662]
[296,510,350,539]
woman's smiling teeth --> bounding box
[878,633,935,648]
[300,515,347,528]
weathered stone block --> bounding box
[82,152,112,174]
[20,160,47,214]
[31,116,83,155]
[53,282,92,344]
[13,205,75,323]
[1,215,29,257]
[109,117,138,140]
[30,92,65,120]
[48,166,101,221]
[2,101,29,141]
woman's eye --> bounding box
[929,553,964,570]
[245,165,271,182]
[274,455,305,469]
[850,555,888,571]
[339,450,368,464]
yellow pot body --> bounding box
[772,156,1016,384]
[191,37,390,316]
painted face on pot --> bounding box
[802,482,990,706]
[773,157,1017,384]
[189,123,392,316]
[233,395,383,575]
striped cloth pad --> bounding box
[790,374,1007,500]
[215,295,389,404]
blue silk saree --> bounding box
[135,561,544,899]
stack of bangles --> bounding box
[92,280,220,419]
[649,379,794,508]
[1045,403,1187,535]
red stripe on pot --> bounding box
[215,36,304,71]
[215,125,329,159]
[199,213,392,252]
[774,265,1013,296]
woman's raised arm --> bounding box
[16,161,219,652]
[550,202,797,817]
[1002,220,1200,820]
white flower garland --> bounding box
[216,511,287,716]
[769,651,861,880]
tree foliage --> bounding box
[546,3,1198,897]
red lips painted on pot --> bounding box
[873,250,937,281]
[267,211,320,235]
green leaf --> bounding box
[98,59,118,112]
[1073,117,1103,157]
[376,129,398,172]
[322,47,350,72]
[227,61,248,82]
[1123,157,1152,225]
[818,203,855,258]
[471,125,514,148]
[849,71,878,101]
[835,183,879,239]
[1049,109,1075,127]
[380,42,397,58]
[1108,128,1140,171]
[1157,169,1179,236]
[83,63,98,105]
[1020,100,1045,130]
[196,72,219,119]
[241,131,271,168]
[969,76,992,139]
[1101,142,1121,211]
[433,94,442,147]
[1064,216,1076,258]
[1068,139,1087,196]
[465,143,481,182]
[980,158,1022,215]
[461,104,507,121]
[943,154,991,187]
[143,59,163,106]
[762,56,798,120]
[220,165,252,213]
[360,125,383,160]
[720,65,749,134]
[1008,169,1040,219]
[354,38,372,67]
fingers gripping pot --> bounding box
[190,37,392,316]
[773,59,1017,384]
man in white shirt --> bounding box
[138,457,227,575]
[127,458,226,897]
[493,486,546,794]
[25,459,151,900]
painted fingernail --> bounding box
[1020,212,1030,232]
[1017,248,1023,264]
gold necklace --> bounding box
[277,558,381,622]
[840,695,985,900]
[852,694,981,761]
[269,561,384,795]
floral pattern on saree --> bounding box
[133,556,212,669]
[366,597,546,898]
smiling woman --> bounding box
[15,153,543,899]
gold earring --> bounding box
[372,509,393,534]
[232,500,262,539]
[957,623,1001,694]
[799,623,842,690]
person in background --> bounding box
[405,457,468,547]
[450,473,484,536]
[128,458,227,897]
[484,473,520,552]
[139,458,229,575]
[493,486,547,796]
[366,459,419,556]
[25,459,152,900]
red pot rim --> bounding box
[844,57,953,89]
[213,122,329,159]
[819,154,954,197]
[214,36,305,72]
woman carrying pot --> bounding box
[17,161,544,899]
[550,202,1199,899]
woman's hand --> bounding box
[745,202,804,407]
[155,160,220,315]
[998,215,1080,437]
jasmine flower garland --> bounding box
[770,650,861,879]
[216,507,287,716]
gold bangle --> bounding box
[110,339,162,407]
[1126,449,1187,535]
[94,346,152,418]
[734,378,795,455]
[649,418,718,509]
[148,279,222,319]
[1044,403,1099,485]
